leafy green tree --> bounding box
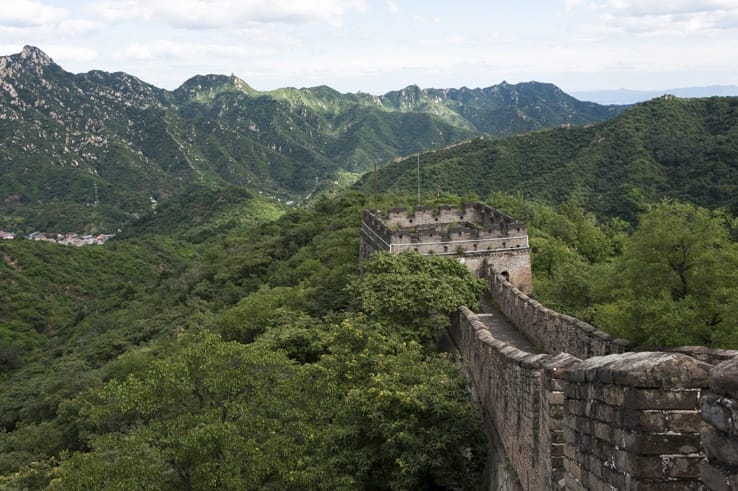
[352,252,486,342]
[593,201,738,347]
[51,332,316,490]
[51,323,485,490]
[310,316,486,490]
[214,285,308,343]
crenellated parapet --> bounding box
[451,306,738,490]
[485,262,630,359]
[360,203,532,289]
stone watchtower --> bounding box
[360,203,532,293]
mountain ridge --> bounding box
[0,46,623,232]
[356,95,738,222]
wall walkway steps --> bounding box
[449,261,738,490]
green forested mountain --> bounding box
[0,46,621,233]
[378,82,622,135]
[358,95,738,222]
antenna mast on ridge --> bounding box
[417,154,421,205]
[373,159,378,211]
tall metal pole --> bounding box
[417,154,420,205]
[373,159,378,211]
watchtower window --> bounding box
[473,243,478,250]
[444,246,448,252]
[501,271,510,281]
[409,219,413,224]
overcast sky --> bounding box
[1,0,737,94]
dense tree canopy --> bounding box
[3,184,738,490]
[486,193,738,349]
[353,252,486,342]
[0,191,487,489]
[592,201,738,347]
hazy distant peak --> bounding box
[571,86,738,105]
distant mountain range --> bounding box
[357,95,738,222]
[572,85,738,105]
[0,46,623,232]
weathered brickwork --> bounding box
[563,352,711,490]
[700,357,738,490]
[485,264,630,359]
[451,301,738,490]
[450,307,573,490]
[360,203,532,290]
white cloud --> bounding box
[115,40,277,62]
[84,0,366,28]
[603,0,738,17]
[84,1,153,22]
[563,0,589,10]
[0,0,67,28]
[59,18,104,36]
[419,36,469,47]
[572,0,738,34]
[386,1,399,14]
[45,45,98,63]
[118,43,155,60]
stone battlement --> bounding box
[360,203,532,291]
[487,264,631,359]
[448,261,738,490]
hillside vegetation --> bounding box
[358,96,738,222]
[2,182,738,488]
[0,46,621,233]
[4,45,738,491]
[484,193,738,348]
[0,191,490,489]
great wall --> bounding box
[360,203,738,490]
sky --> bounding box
[0,0,737,95]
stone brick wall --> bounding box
[451,307,575,490]
[700,357,738,490]
[450,306,738,490]
[563,352,711,490]
[485,264,630,359]
[384,203,522,229]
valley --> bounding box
[2,44,738,490]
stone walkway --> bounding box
[478,293,538,353]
